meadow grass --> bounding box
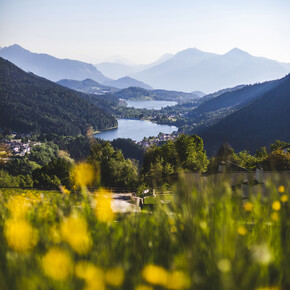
[0,171,289,290]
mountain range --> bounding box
[95,53,173,79]
[0,44,110,83]
[0,44,151,90]
[131,48,290,93]
[2,44,289,94]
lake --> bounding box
[95,119,178,141]
[125,100,177,110]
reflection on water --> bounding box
[95,119,178,141]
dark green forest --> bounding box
[0,58,117,136]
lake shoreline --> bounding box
[93,125,118,134]
[94,119,178,141]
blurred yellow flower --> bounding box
[95,189,114,223]
[200,221,207,230]
[280,194,288,203]
[75,261,105,290]
[105,267,125,287]
[4,219,38,252]
[237,226,247,236]
[252,244,272,265]
[75,261,104,281]
[7,195,31,218]
[142,264,168,286]
[167,270,190,289]
[244,201,253,212]
[271,212,279,221]
[60,185,70,195]
[272,201,281,211]
[217,259,231,272]
[61,214,92,254]
[135,285,154,290]
[49,225,61,244]
[42,248,73,280]
[278,185,285,193]
[73,162,95,187]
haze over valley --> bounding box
[1,1,290,288]
[1,44,290,94]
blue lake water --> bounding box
[95,119,178,141]
[125,100,177,110]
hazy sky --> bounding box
[0,0,289,64]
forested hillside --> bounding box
[57,78,118,94]
[114,87,200,101]
[199,74,290,153]
[195,79,282,114]
[0,58,117,135]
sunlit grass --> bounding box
[0,172,289,289]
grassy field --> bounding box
[0,166,290,289]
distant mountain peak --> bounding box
[5,44,28,53]
[118,76,134,81]
[10,43,23,49]
[177,47,204,55]
[0,44,111,83]
[225,48,251,57]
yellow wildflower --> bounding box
[73,162,95,187]
[75,261,104,281]
[252,244,272,265]
[244,201,253,212]
[105,267,125,287]
[237,226,247,236]
[272,201,281,211]
[217,259,231,272]
[200,221,207,230]
[280,195,288,203]
[4,219,38,252]
[167,271,190,289]
[49,225,61,244]
[60,185,70,195]
[42,248,73,280]
[7,195,31,218]
[278,185,285,193]
[95,189,114,223]
[271,212,279,221]
[61,214,92,254]
[135,286,154,290]
[142,264,168,286]
[75,261,105,290]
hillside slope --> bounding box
[57,78,119,94]
[114,87,200,101]
[103,76,153,90]
[196,79,282,114]
[0,58,117,135]
[199,74,290,154]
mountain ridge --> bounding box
[198,74,290,153]
[0,44,110,83]
[132,48,290,93]
[0,57,117,135]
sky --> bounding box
[0,0,290,64]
